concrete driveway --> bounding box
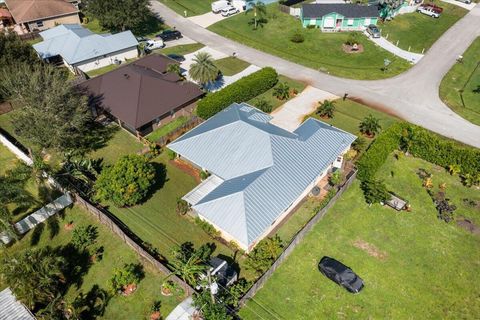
[270,86,338,132]
[441,0,476,10]
[188,12,232,28]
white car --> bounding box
[417,7,440,18]
[221,5,239,17]
[144,39,164,51]
[212,0,229,13]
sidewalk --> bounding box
[367,34,424,64]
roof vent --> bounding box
[123,73,130,79]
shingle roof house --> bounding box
[168,103,356,251]
[33,24,138,73]
[79,54,204,136]
[301,4,379,31]
[0,288,36,320]
[5,0,80,34]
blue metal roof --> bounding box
[169,103,356,248]
[33,24,138,65]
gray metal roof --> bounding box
[302,3,379,18]
[33,24,138,65]
[0,288,36,320]
[168,103,356,248]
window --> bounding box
[364,18,371,26]
[36,21,44,27]
[347,19,354,26]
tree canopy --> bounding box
[0,63,95,154]
[95,154,156,207]
[84,0,152,33]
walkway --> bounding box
[149,1,480,148]
[367,35,424,64]
[270,86,338,132]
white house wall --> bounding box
[73,47,138,72]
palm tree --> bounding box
[188,52,219,86]
[316,100,336,118]
[359,114,382,137]
[447,164,461,176]
[246,0,267,30]
[273,82,290,100]
[167,63,183,79]
[169,254,207,287]
[0,247,66,309]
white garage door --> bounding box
[324,17,335,28]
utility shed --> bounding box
[0,288,36,320]
[385,193,407,211]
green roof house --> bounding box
[301,3,379,32]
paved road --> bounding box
[150,1,480,148]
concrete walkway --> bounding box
[188,12,232,28]
[150,1,480,148]
[441,0,476,10]
[270,86,338,132]
[367,35,424,64]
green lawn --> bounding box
[83,14,165,38]
[208,5,411,80]
[87,126,144,165]
[214,57,250,76]
[440,37,480,126]
[86,63,125,78]
[158,0,212,16]
[380,1,467,53]
[146,116,189,142]
[0,205,181,319]
[240,155,480,319]
[307,98,399,142]
[158,43,205,56]
[248,75,307,111]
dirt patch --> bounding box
[0,102,12,115]
[170,159,201,183]
[342,44,364,54]
[456,217,480,235]
[353,239,387,260]
[64,223,74,231]
[122,283,137,296]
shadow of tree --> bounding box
[141,162,168,204]
[30,222,45,246]
[134,12,165,36]
[73,285,111,320]
[56,244,93,291]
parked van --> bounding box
[212,0,230,13]
[231,0,247,12]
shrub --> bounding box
[71,225,98,250]
[245,235,283,275]
[253,98,273,113]
[273,82,290,100]
[109,263,144,294]
[316,100,336,118]
[290,31,305,43]
[195,217,220,238]
[176,198,189,215]
[360,179,390,204]
[345,32,361,45]
[200,170,209,180]
[166,149,176,160]
[197,67,278,119]
[329,171,342,186]
[94,154,156,207]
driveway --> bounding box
[270,86,338,132]
[150,1,480,148]
[441,0,476,10]
[188,12,238,28]
[367,35,424,64]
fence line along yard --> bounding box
[239,170,357,306]
[0,131,194,296]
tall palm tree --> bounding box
[359,114,382,137]
[273,82,290,100]
[169,254,207,287]
[188,52,219,86]
[316,100,336,119]
[246,0,267,30]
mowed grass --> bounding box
[248,75,307,111]
[158,43,205,56]
[209,5,411,79]
[158,0,213,16]
[240,155,480,319]
[214,57,250,76]
[146,116,189,142]
[83,14,165,38]
[380,0,467,53]
[307,98,399,142]
[440,37,480,126]
[87,126,144,165]
[0,205,181,319]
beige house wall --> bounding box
[24,13,80,32]
[74,47,138,72]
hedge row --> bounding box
[197,67,278,119]
[357,123,480,181]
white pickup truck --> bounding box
[417,6,440,18]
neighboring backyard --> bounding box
[439,37,480,126]
[240,154,480,319]
[208,5,411,80]
[380,0,467,53]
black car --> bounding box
[318,256,364,293]
[167,54,185,62]
[156,30,182,41]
